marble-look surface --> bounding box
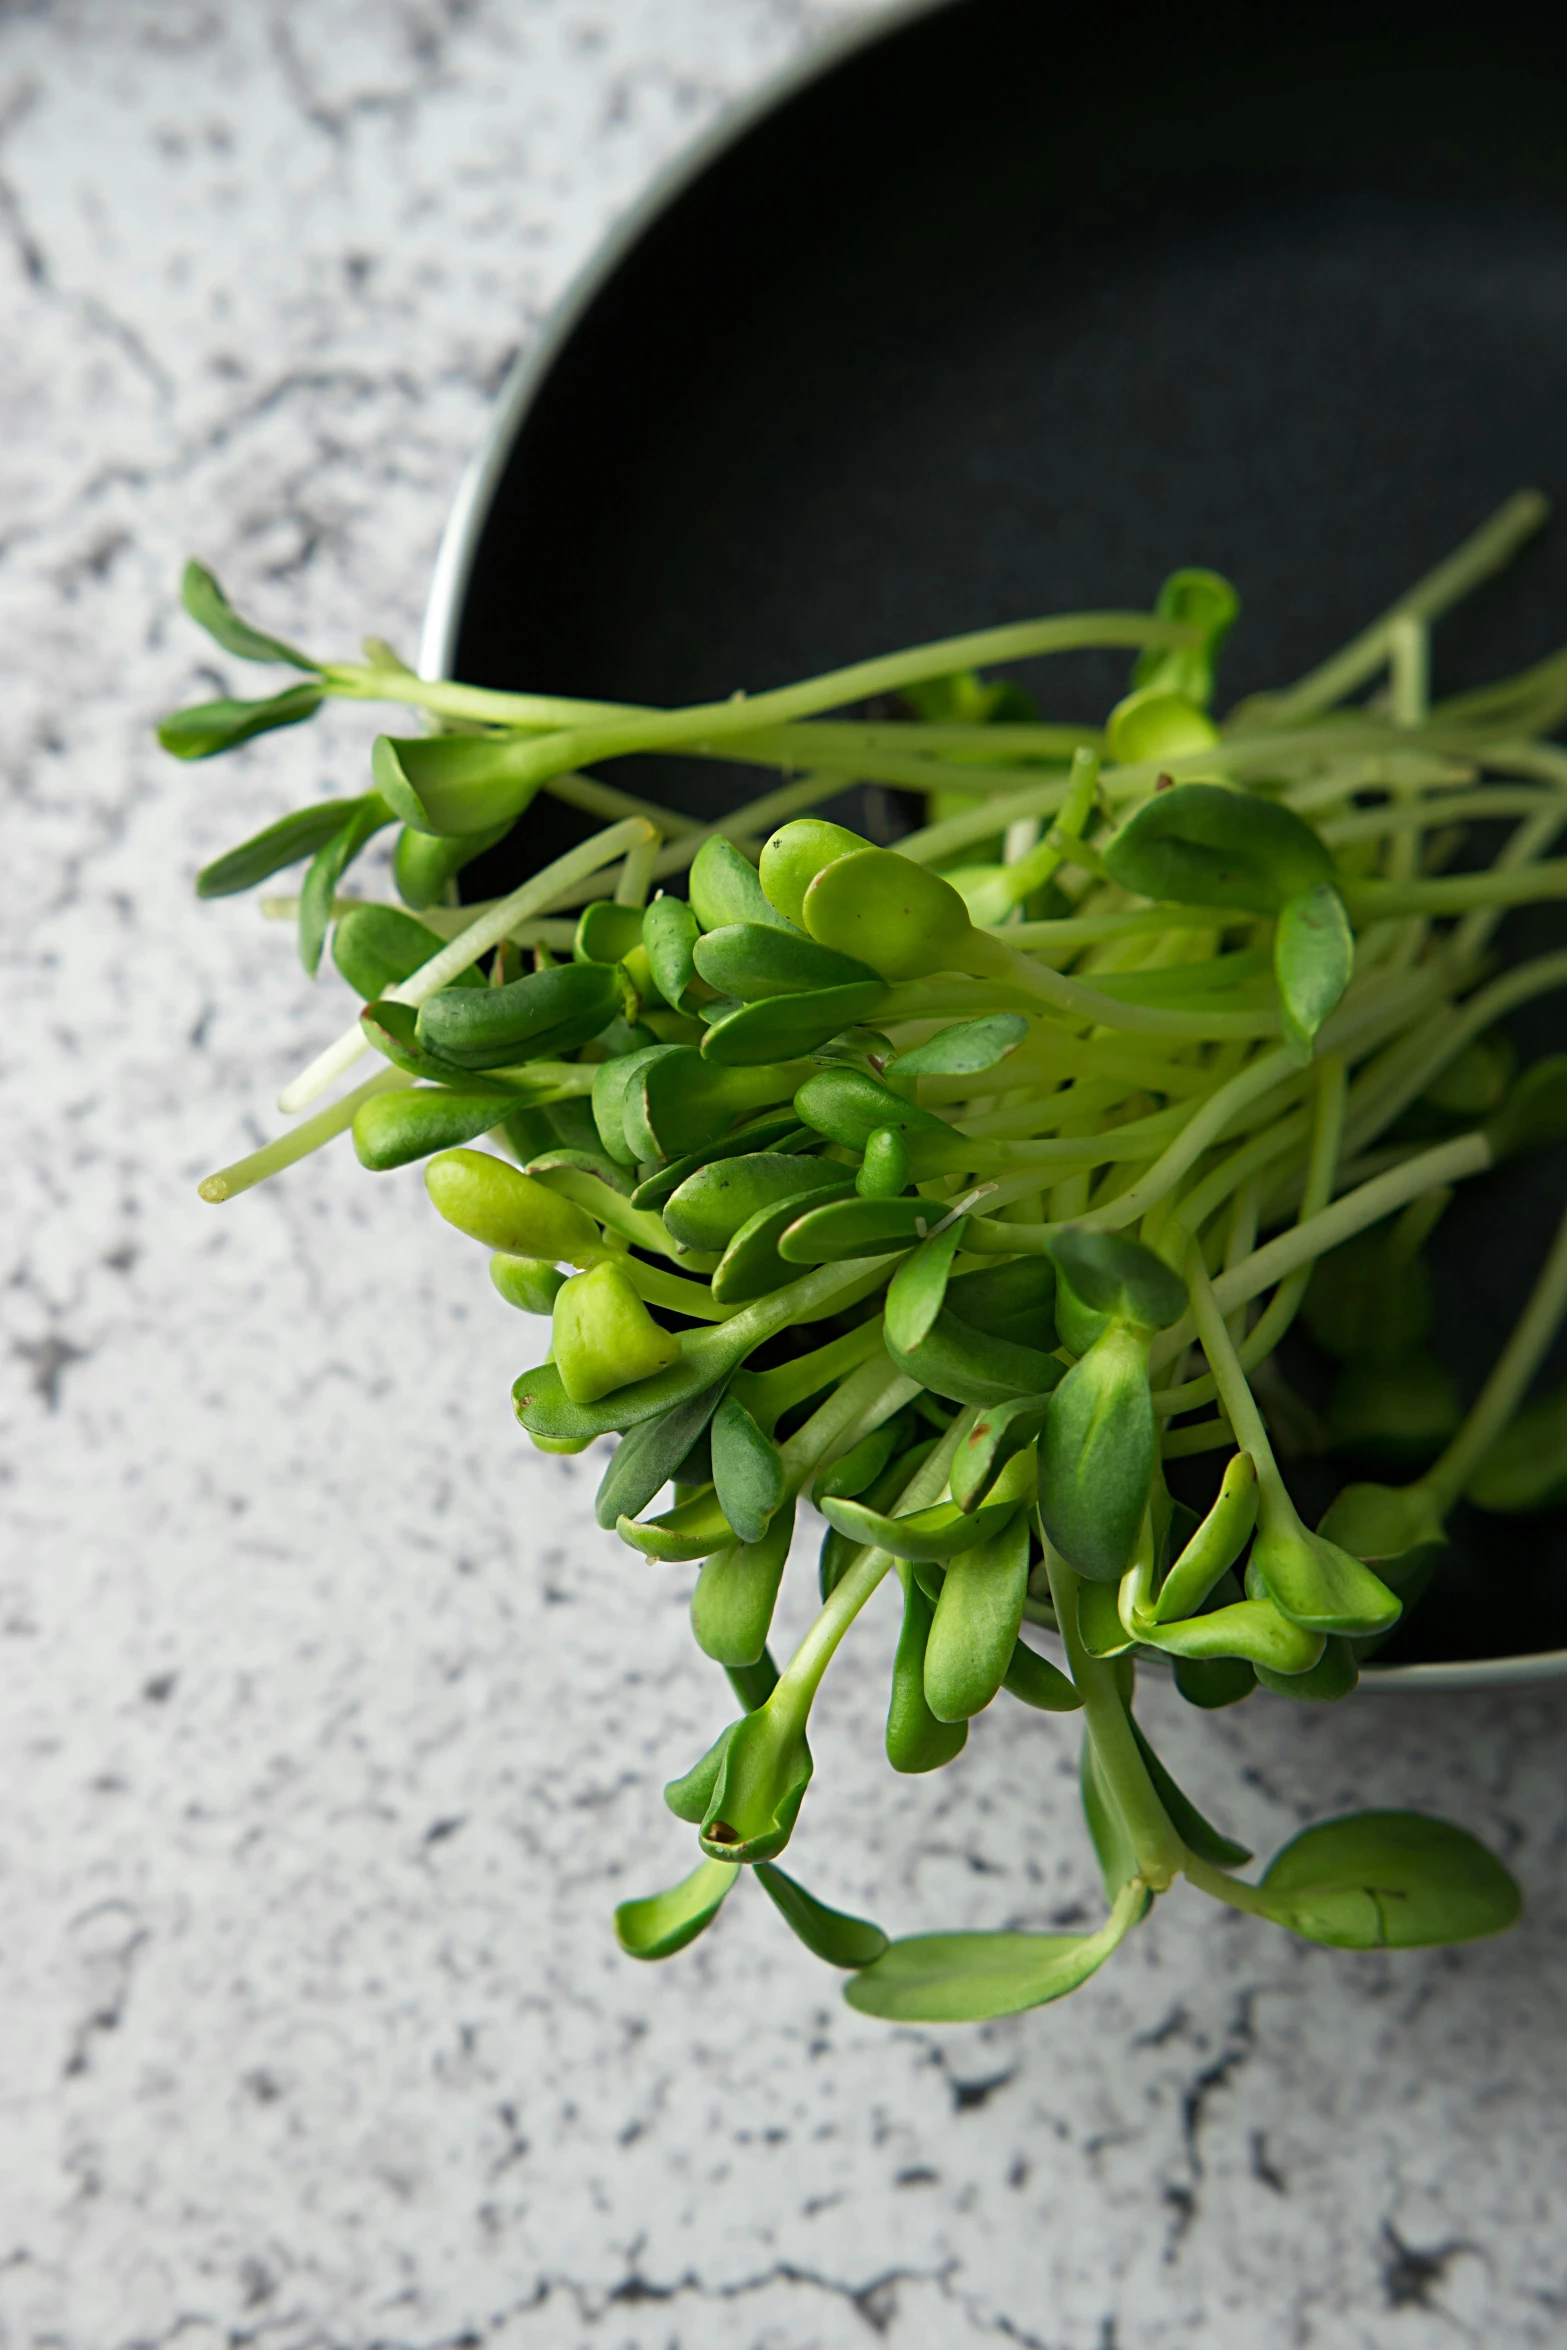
[2,6,1566,2347]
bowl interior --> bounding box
[446,0,1567,1665]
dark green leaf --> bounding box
[924,1510,1030,1721]
[887,1305,1066,1409]
[643,894,703,1009]
[633,1048,807,1164]
[886,1569,969,1774]
[1039,1324,1158,1582]
[710,1178,856,1306]
[727,1648,780,1712]
[180,559,319,668]
[629,1113,813,1211]
[664,1721,738,1822]
[776,1192,931,1263]
[615,1856,739,1960]
[1484,1055,1567,1160]
[819,1492,1021,1564]
[884,1220,967,1354]
[690,1506,796,1667]
[1260,1811,1522,1948]
[1046,1229,1186,1333]
[194,799,350,896]
[812,1417,909,1508]
[701,982,887,1066]
[794,1065,950,1150]
[352,1087,509,1171]
[1466,1384,1567,1513]
[1001,1636,1080,1712]
[844,1926,1117,2021]
[755,1863,889,1967]
[595,1381,729,1531]
[370,731,538,837]
[945,1257,1059,1347]
[1275,881,1354,1065]
[689,835,796,933]
[663,1151,843,1253]
[1256,1634,1360,1701]
[618,1486,737,1561]
[360,1001,517,1091]
[418,961,621,1068]
[1104,783,1335,915]
[158,681,325,759]
[950,1395,1052,1512]
[1173,1654,1257,1709]
[710,1392,786,1546]
[693,921,880,1001]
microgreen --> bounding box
[169,493,1567,2018]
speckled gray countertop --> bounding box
[3,6,1566,2347]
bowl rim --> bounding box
[417,0,1567,1698]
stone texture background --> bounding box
[2,5,1566,2346]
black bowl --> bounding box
[422,0,1567,1683]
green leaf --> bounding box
[690,835,796,932]
[664,1721,738,1822]
[1127,1718,1251,1866]
[1256,1633,1360,1701]
[299,794,394,976]
[393,816,515,910]
[663,1151,844,1253]
[844,1925,1118,2022]
[701,982,888,1066]
[643,894,703,1009]
[334,905,472,1001]
[629,1113,812,1212]
[944,1257,1059,1346]
[633,1048,809,1165]
[360,1002,516,1091]
[727,1648,781,1711]
[194,799,352,897]
[884,1013,1029,1084]
[1275,881,1354,1065]
[489,1255,567,1314]
[949,1395,1052,1512]
[573,899,645,966]
[1173,1654,1257,1709]
[885,1219,967,1354]
[758,817,872,926]
[158,680,325,759]
[1103,783,1335,915]
[1140,1593,1324,1676]
[1080,1734,1139,1900]
[710,1178,856,1307]
[710,1392,786,1546]
[777,1192,931,1264]
[180,560,318,668]
[1039,1323,1158,1583]
[418,961,621,1069]
[1248,1506,1402,1637]
[693,921,881,1002]
[1260,1812,1522,1949]
[690,1505,796,1667]
[1104,689,1221,764]
[352,1087,510,1170]
[886,1569,969,1774]
[1131,567,1239,707]
[1153,1451,1258,1622]
[793,1065,950,1150]
[1001,1637,1080,1712]
[1046,1229,1187,1334]
[615,1856,739,1960]
[924,1509,1031,1721]
[371,731,540,838]
[595,1380,729,1531]
[755,1863,889,1967]
[887,1303,1066,1410]
[698,1695,813,1864]
[819,1491,1020,1565]
[618,1485,737,1562]
[1484,1055,1567,1161]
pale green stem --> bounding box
[1182,1851,1285,1919]
[198,1066,414,1202]
[773,1409,977,1716]
[1183,1241,1291,1524]
[1045,1547,1186,1890]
